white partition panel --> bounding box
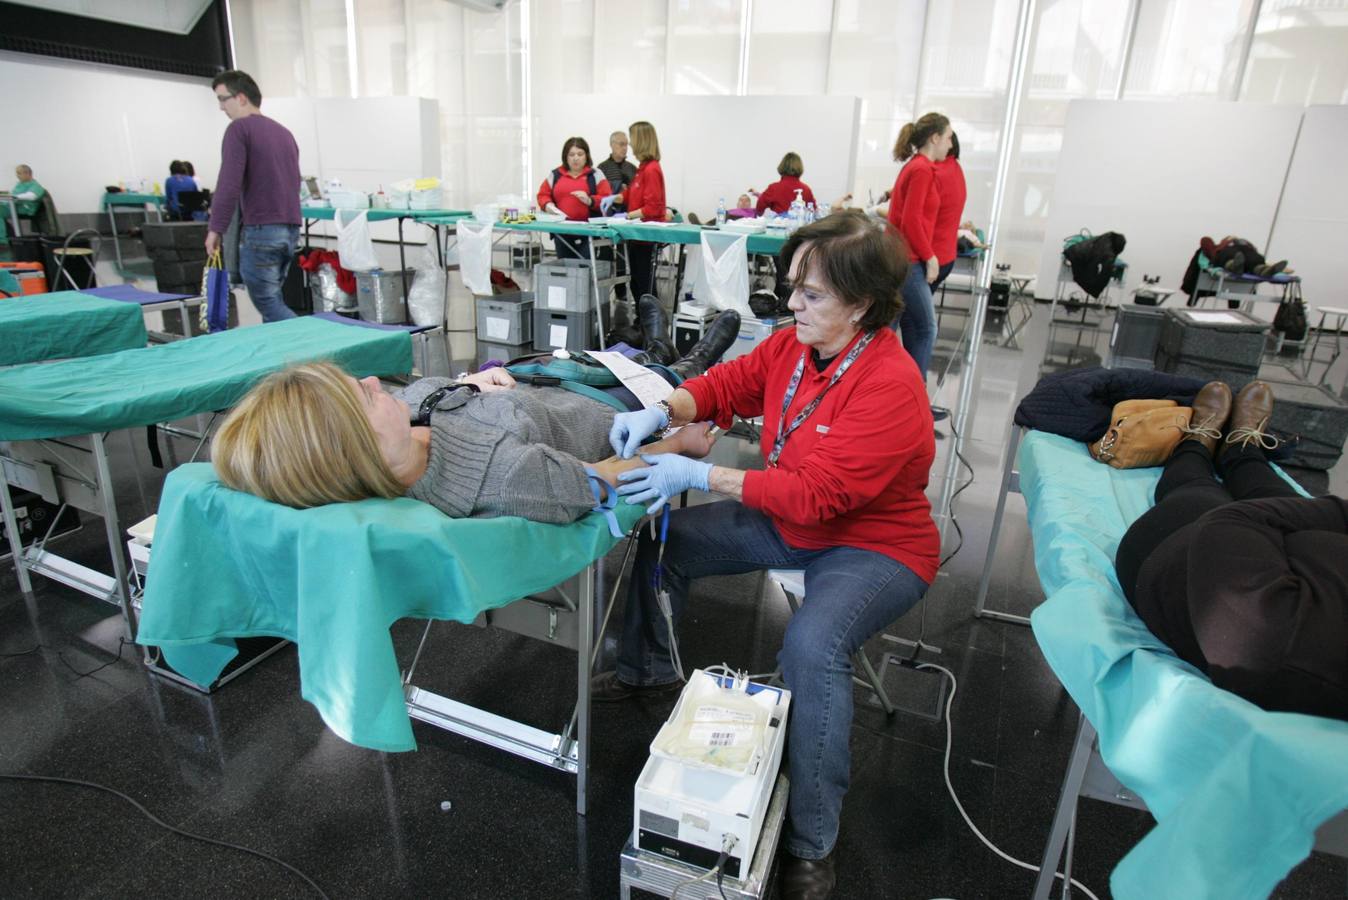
[1039,100,1303,300]
[1267,105,1348,323]
[534,95,860,221]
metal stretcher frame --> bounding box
[973,424,1029,626]
[398,523,639,816]
[81,285,206,343]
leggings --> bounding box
[1114,440,1298,605]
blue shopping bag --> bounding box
[200,250,231,332]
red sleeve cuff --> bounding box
[742,469,766,509]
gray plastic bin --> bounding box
[535,258,597,314]
[475,291,534,345]
[532,308,597,352]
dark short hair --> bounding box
[169,160,186,176]
[561,136,592,168]
[212,70,262,107]
[777,152,803,178]
[948,131,961,160]
[184,160,196,176]
[780,209,909,331]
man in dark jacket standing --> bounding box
[206,70,302,322]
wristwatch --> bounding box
[654,399,674,437]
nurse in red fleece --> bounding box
[537,136,611,260]
[619,120,666,300]
[595,210,938,900]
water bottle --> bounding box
[806,202,816,224]
[715,198,727,227]
[817,201,831,219]
[789,189,806,231]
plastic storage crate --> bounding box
[535,259,597,313]
[532,308,597,352]
[475,292,534,345]
[721,314,795,363]
[477,340,533,367]
[1109,305,1166,369]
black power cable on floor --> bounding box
[933,406,977,569]
[0,638,132,679]
[0,774,330,900]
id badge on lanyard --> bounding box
[767,330,875,467]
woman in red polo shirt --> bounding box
[537,136,611,261]
[756,152,816,215]
[593,210,938,900]
[887,112,952,386]
[620,120,666,300]
[931,131,967,288]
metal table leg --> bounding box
[107,204,124,269]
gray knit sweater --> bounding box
[392,378,617,523]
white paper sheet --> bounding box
[550,324,568,348]
[485,316,509,340]
[588,350,675,408]
[547,285,568,310]
[1186,311,1247,325]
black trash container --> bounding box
[41,235,98,290]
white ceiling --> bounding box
[6,0,215,35]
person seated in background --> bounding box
[11,164,55,234]
[211,320,740,525]
[165,160,200,220]
[1114,380,1348,722]
[755,152,816,215]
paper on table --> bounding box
[550,324,568,348]
[589,350,675,409]
[485,316,509,340]
[547,285,568,310]
[1187,311,1247,325]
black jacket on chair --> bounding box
[1063,231,1126,299]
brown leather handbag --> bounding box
[1089,399,1194,469]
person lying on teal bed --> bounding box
[210,327,736,525]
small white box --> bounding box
[721,314,795,363]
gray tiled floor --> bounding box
[1,254,1344,898]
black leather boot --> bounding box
[669,310,742,380]
[638,294,678,364]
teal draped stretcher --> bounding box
[1021,430,1348,899]
[135,464,645,752]
[0,316,412,441]
[0,290,148,366]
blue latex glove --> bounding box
[617,453,712,515]
[609,406,668,459]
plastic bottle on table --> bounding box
[805,202,816,224]
[716,198,727,227]
[789,189,806,231]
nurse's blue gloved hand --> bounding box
[609,406,668,458]
[617,454,712,515]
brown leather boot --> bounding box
[1223,380,1279,454]
[1175,381,1231,455]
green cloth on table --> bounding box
[102,192,164,208]
[607,220,785,255]
[12,179,43,217]
[300,206,470,223]
[493,219,616,238]
[0,290,147,366]
[0,200,9,244]
[0,270,18,295]
[1021,431,1348,900]
[0,315,412,441]
[136,463,646,751]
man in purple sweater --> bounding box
[206,70,302,322]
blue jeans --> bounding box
[617,500,929,859]
[893,261,936,376]
[239,224,299,322]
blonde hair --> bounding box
[212,362,404,508]
[893,112,950,162]
[629,121,661,163]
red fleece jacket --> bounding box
[888,156,939,262]
[682,326,939,582]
